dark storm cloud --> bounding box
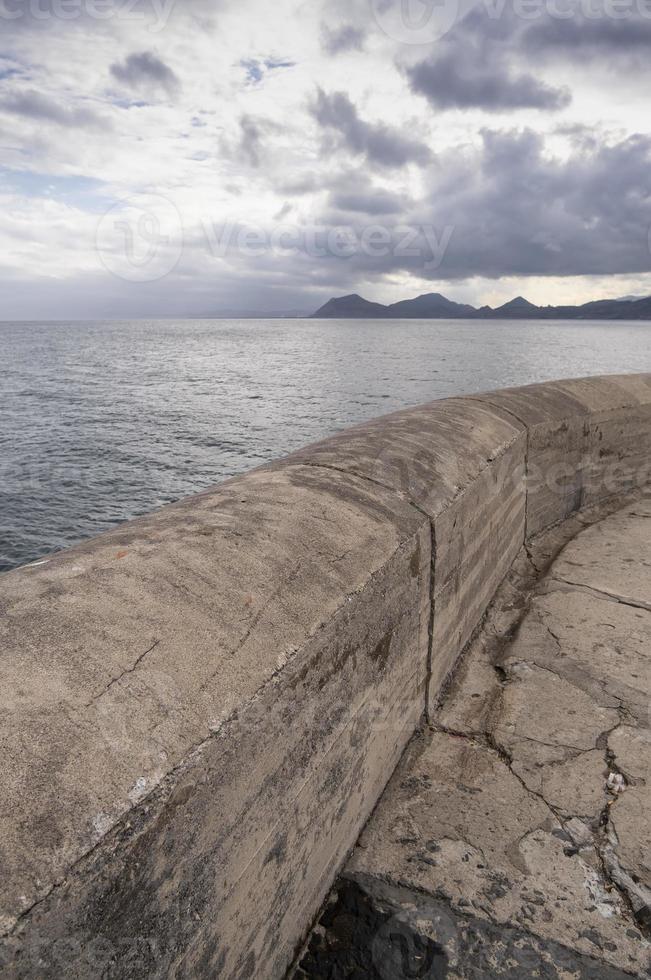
[310,89,431,168]
[321,23,366,54]
[445,0,651,68]
[185,127,651,295]
[407,52,571,111]
[522,14,651,58]
[416,129,651,280]
[6,130,651,319]
[0,89,106,127]
[401,0,651,118]
[403,5,572,114]
[291,129,651,283]
[110,51,180,96]
[324,166,414,215]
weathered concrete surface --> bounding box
[473,374,651,537]
[3,375,651,979]
[0,463,430,978]
[287,397,527,695]
[429,436,524,694]
[289,374,651,710]
[299,498,651,977]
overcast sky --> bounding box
[1,0,650,318]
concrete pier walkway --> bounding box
[297,497,651,978]
[4,376,651,978]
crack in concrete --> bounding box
[472,396,531,544]
[544,622,563,648]
[600,833,651,934]
[588,730,651,935]
[424,520,437,725]
[500,731,595,757]
[297,487,651,979]
[524,540,542,574]
[432,721,566,826]
[85,640,161,708]
[503,654,626,720]
[434,717,645,944]
[297,459,443,724]
[551,576,651,614]
[435,616,651,941]
[595,797,651,934]
[3,520,432,945]
[435,510,651,917]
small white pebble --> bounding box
[607,772,626,795]
[128,776,148,803]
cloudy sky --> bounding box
[1,0,650,318]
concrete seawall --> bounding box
[1,374,650,978]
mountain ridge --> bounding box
[311,291,651,321]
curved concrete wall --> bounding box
[1,374,650,978]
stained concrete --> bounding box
[472,374,651,537]
[299,498,651,977]
[287,396,528,697]
[2,376,651,978]
[0,463,431,978]
[296,875,639,980]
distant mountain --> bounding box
[567,297,651,320]
[312,291,477,319]
[387,292,477,318]
[311,291,651,321]
[311,294,388,318]
[491,296,540,318]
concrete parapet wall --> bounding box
[1,374,650,978]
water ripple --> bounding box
[1,316,650,572]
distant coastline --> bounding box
[311,292,651,321]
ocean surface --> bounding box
[2,317,651,573]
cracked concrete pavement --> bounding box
[297,497,651,978]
